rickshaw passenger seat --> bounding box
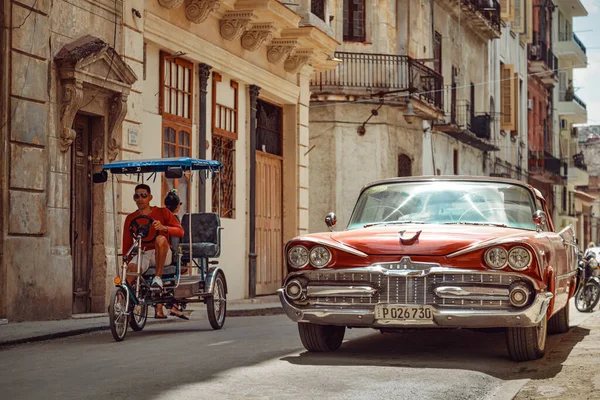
[180,213,221,259]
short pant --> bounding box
[130,248,172,272]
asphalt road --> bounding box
[0,302,593,400]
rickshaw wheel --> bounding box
[207,271,227,330]
[109,287,129,342]
[129,304,148,331]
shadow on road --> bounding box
[281,325,590,381]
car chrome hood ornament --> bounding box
[399,230,422,245]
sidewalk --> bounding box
[0,294,282,347]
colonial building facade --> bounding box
[0,0,338,321]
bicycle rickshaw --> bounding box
[93,157,227,341]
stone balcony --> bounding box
[555,32,587,68]
[155,0,340,73]
[436,0,501,41]
[310,51,444,120]
[559,93,587,124]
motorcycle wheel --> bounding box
[575,280,600,312]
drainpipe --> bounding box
[198,63,212,212]
[248,85,260,298]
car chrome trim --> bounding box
[306,285,378,298]
[278,289,553,328]
[447,235,535,259]
[286,262,540,289]
[556,269,578,280]
[434,286,509,300]
[294,236,369,258]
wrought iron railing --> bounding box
[310,51,444,109]
[464,0,501,32]
[544,151,563,176]
[529,37,557,72]
[558,31,587,54]
[573,152,587,170]
[438,85,491,139]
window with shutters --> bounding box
[501,0,514,23]
[211,72,238,219]
[434,32,442,74]
[343,0,365,42]
[160,51,193,214]
[500,64,515,131]
[513,0,524,33]
[511,75,520,137]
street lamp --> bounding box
[403,98,417,124]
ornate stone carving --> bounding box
[220,11,254,41]
[249,85,260,110]
[59,81,84,152]
[198,63,212,92]
[284,49,313,74]
[185,0,221,24]
[267,39,298,65]
[158,0,184,8]
[106,94,128,161]
[241,23,275,51]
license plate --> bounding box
[374,305,433,321]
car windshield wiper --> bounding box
[443,221,508,228]
[363,220,429,228]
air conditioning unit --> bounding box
[527,99,533,110]
[560,119,567,130]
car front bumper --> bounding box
[277,288,553,329]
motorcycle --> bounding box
[574,250,600,312]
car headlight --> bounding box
[309,246,332,268]
[484,247,508,269]
[507,246,532,271]
[288,245,309,269]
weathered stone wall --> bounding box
[4,0,125,321]
[309,103,423,231]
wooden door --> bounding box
[255,151,283,295]
[71,115,93,314]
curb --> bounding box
[0,306,284,348]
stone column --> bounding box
[248,84,260,298]
[7,1,60,321]
[198,63,212,212]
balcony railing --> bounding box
[558,31,587,54]
[574,93,587,109]
[310,51,444,109]
[544,151,563,176]
[464,0,501,33]
[529,37,558,72]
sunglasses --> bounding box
[133,193,149,199]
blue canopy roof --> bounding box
[102,157,222,174]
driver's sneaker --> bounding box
[151,276,163,289]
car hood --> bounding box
[329,224,528,256]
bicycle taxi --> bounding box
[93,157,227,341]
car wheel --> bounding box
[548,303,569,334]
[298,323,345,352]
[506,315,547,361]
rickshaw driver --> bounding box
[123,184,184,290]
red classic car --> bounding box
[278,177,579,361]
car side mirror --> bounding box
[92,171,108,183]
[165,166,183,179]
[532,210,547,231]
[325,212,337,232]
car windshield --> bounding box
[348,181,537,230]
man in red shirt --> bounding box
[123,184,184,291]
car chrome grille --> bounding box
[298,269,526,310]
